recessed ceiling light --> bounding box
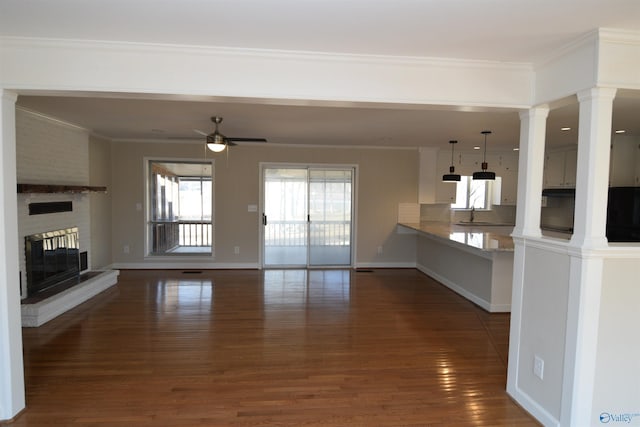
[615,129,626,134]
[561,127,571,131]
[473,146,481,150]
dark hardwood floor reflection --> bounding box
[14,269,538,426]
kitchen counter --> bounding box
[398,221,514,253]
[399,221,514,312]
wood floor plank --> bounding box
[9,268,539,426]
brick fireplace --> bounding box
[16,108,117,327]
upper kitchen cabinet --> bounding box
[436,149,457,203]
[418,147,459,204]
[488,153,519,205]
[543,147,577,188]
[610,135,640,187]
[419,147,519,206]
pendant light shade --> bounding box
[442,140,461,182]
[472,131,496,180]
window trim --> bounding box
[144,157,215,259]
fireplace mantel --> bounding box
[17,183,107,194]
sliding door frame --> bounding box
[259,162,358,269]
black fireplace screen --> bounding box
[26,227,80,296]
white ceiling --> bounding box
[3,0,640,151]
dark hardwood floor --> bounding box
[12,269,538,426]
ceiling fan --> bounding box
[194,116,267,152]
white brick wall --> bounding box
[16,109,92,298]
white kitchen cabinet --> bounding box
[544,147,577,188]
[498,170,518,205]
[419,147,463,204]
[421,148,519,205]
[458,152,483,175]
[435,149,457,203]
[489,153,518,205]
[435,180,457,203]
[610,136,640,186]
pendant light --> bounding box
[472,130,496,180]
[442,140,461,182]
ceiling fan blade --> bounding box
[226,137,268,143]
[193,129,209,136]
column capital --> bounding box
[0,89,18,104]
[576,87,617,103]
[518,105,550,121]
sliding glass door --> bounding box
[263,168,309,266]
[308,169,352,266]
[262,166,353,268]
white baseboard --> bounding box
[507,384,560,427]
[416,262,497,312]
[112,262,260,270]
[114,262,416,270]
[21,270,120,327]
[354,262,416,269]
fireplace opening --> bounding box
[26,227,80,297]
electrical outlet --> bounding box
[533,355,544,380]
[377,246,383,255]
[123,245,130,254]
[234,246,240,255]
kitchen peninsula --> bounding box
[399,221,514,312]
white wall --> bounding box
[517,244,571,422]
[15,109,92,297]
[89,134,112,269]
[109,141,419,268]
[592,255,640,425]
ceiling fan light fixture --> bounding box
[207,141,226,152]
[472,130,496,181]
[442,140,461,182]
[206,118,227,152]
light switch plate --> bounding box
[534,355,544,380]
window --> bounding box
[148,160,213,255]
[451,176,493,210]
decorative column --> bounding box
[561,87,616,427]
[570,87,617,249]
[513,106,549,238]
[507,105,549,398]
[0,90,25,421]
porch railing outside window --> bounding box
[150,221,212,253]
[264,220,350,247]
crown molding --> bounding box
[597,28,640,45]
[16,106,89,133]
[0,36,533,72]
